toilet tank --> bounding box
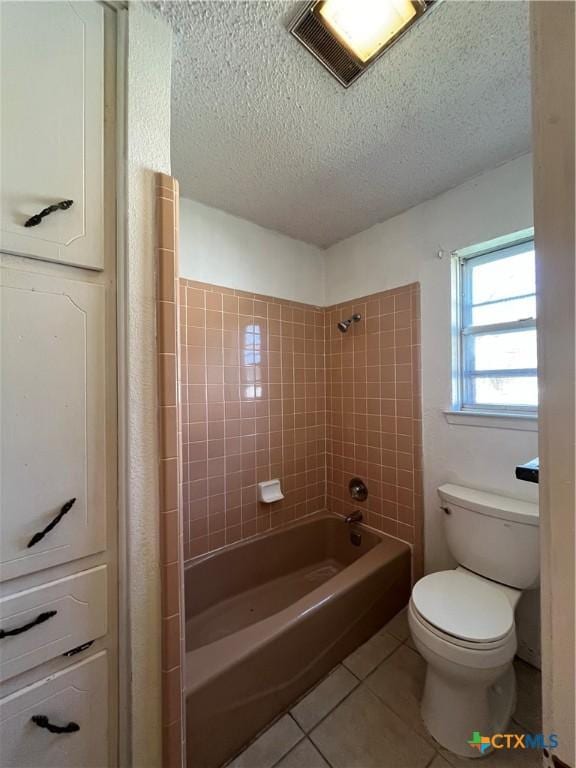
[438,484,539,589]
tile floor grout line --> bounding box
[357,680,437,747]
[305,677,363,739]
[307,682,438,768]
[300,671,361,726]
[286,627,411,747]
[287,712,306,734]
[340,628,405,682]
[341,661,362,682]
[225,712,304,768]
[346,634,407,684]
[304,672,436,756]
[287,663,354,722]
[344,637,444,754]
[232,714,305,768]
[268,737,299,768]
[240,666,539,768]
[230,609,541,768]
[270,733,337,768]
[424,751,442,768]
[360,656,442,752]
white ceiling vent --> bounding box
[289,0,437,88]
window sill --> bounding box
[443,409,538,432]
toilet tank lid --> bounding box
[438,484,539,527]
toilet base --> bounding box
[421,663,516,758]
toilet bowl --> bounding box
[409,568,520,757]
[409,484,539,758]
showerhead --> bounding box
[337,313,361,333]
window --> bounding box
[242,323,263,400]
[453,237,537,414]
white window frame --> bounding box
[451,230,538,418]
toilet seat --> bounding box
[412,570,515,647]
[410,602,514,652]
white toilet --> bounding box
[408,483,539,758]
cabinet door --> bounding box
[1,266,107,581]
[0,652,108,768]
[0,2,104,270]
[0,566,107,682]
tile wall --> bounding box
[178,279,422,579]
[325,284,423,579]
[179,281,326,559]
[156,173,185,768]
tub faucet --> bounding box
[344,511,363,524]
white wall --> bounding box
[125,6,172,766]
[325,154,539,574]
[179,198,325,305]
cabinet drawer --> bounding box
[1,267,107,581]
[0,2,104,270]
[0,566,107,682]
[0,652,108,768]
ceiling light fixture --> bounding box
[289,0,437,87]
[319,0,419,63]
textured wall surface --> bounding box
[153,0,530,247]
[179,280,326,558]
[125,7,172,767]
[179,198,325,305]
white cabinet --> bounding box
[0,652,108,768]
[0,2,104,270]
[0,566,107,682]
[0,267,107,582]
[0,3,116,765]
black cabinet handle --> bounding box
[27,498,76,548]
[31,715,80,734]
[0,610,57,639]
[24,199,73,228]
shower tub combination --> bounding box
[184,512,411,767]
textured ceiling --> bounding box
[152,0,531,248]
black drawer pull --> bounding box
[0,610,57,639]
[31,715,80,734]
[24,199,73,228]
[27,498,76,548]
[63,640,94,657]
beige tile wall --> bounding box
[178,279,422,577]
[179,280,326,558]
[156,173,184,768]
[325,284,423,580]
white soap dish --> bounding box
[258,479,284,504]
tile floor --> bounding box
[227,608,542,768]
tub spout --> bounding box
[344,511,363,524]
